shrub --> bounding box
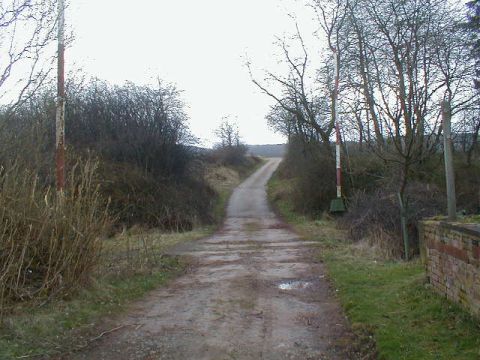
[279,137,336,216]
[99,160,216,230]
[339,182,446,258]
[454,159,480,214]
[343,150,386,195]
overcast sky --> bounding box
[67,0,321,146]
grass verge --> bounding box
[1,157,264,359]
[268,172,480,360]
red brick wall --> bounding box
[420,221,480,316]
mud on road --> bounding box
[69,158,356,360]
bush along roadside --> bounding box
[0,155,263,359]
[268,171,480,360]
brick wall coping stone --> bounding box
[421,220,480,238]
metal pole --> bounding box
[442,100,456,221]
[56,0,66,193]
[333,49,341,198]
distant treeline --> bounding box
[247,144,286,158]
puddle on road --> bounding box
[277,280,313,291]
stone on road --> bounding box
[70,158,354,360]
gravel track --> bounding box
[68,158,354,360]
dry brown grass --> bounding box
[0,159,109,316]
[204,165,241,193]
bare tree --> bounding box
[311,0,349,134]
[248,25,335,154]
[343,0,384,145]
[0,0,57,110]
[337,0,475,196]
[215,117,241,148]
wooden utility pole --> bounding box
[329,48,346,213]
[442,100,456,221]
[55,0,66,193]
[333,49,342,199]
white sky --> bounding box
[67,0,320,146]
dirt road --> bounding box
[70,158,354,360]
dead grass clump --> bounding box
[0,160,109,314]
[367,224,403,259]
[205,165,240,193]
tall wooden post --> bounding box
[56,0,66,193]
[335,122,342,198]
[329,48,346,213]
[333,49,341,199]
[442,100,456,221]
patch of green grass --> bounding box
[462,215,480,223]
[325,248,480,359]
[268,172,480,360]
[213,188,233,224]
[267,174,306,225]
